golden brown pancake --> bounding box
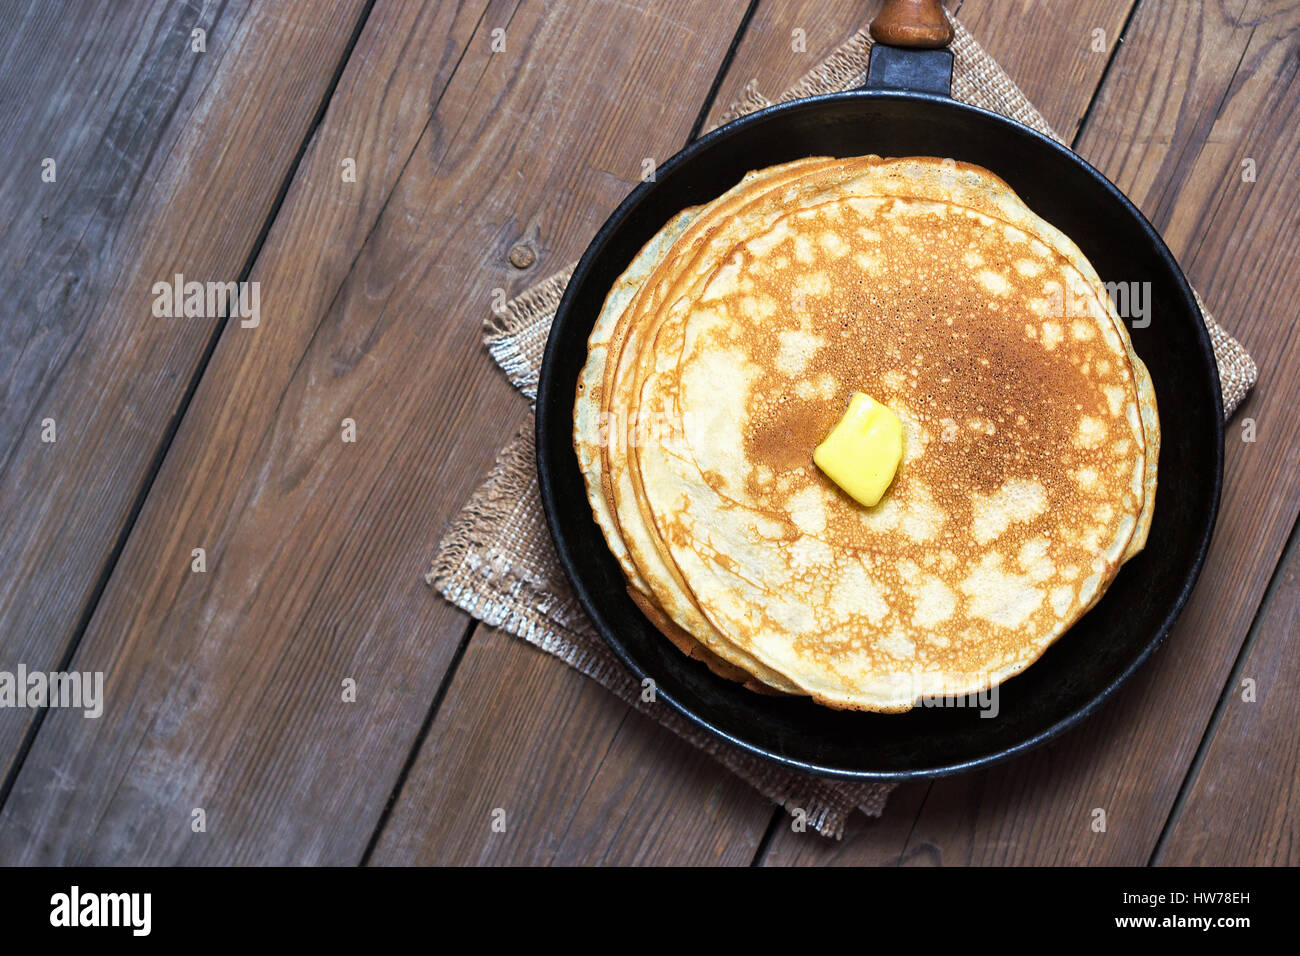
[576,155,1157,710]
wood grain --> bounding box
[1156,521,1300,866]
[700,0,1137,140]
[0,0,756,864]
[700,0,881,131]
[369,628,772,865]
[0,0,498,863]
[768,0,1300,866]
[761,780,931,866]
[956,0,1140,142]
[0,0,371,785]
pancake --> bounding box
[575,205,777,688]
[576,172,816,694]
[599,157,852,693]
[875,159,1158,559]
[602,156,952,689]
[635,190,1146,710]
[575,205,699,594]
[575,154,1158,711]
[624,586,786,695]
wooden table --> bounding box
[0,0,1295,866]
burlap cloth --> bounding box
[427,19,1258,839]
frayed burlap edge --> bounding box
[484,268,574,402]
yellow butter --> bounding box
[813,392,904,507]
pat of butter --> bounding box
[813,392,904,507]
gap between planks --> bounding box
[0,0,380,820]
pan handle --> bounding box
[869,0,954,48]
[863,0,954,95]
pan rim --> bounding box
[534,89,1225,780]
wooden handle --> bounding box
[869,0,953,49]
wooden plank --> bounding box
[1156,522,1300,865]
[760,0,1140,866]
[699,0,880,131]
[0,0,495,862]
[369,629,772,865]
[0,0,757,865]
[776,0,1300,866]
[761,780,930,866]
[955,0,1140,142]
[0,0,371,783]
[701,0,1137,141]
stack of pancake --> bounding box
[573,155,1158,711]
